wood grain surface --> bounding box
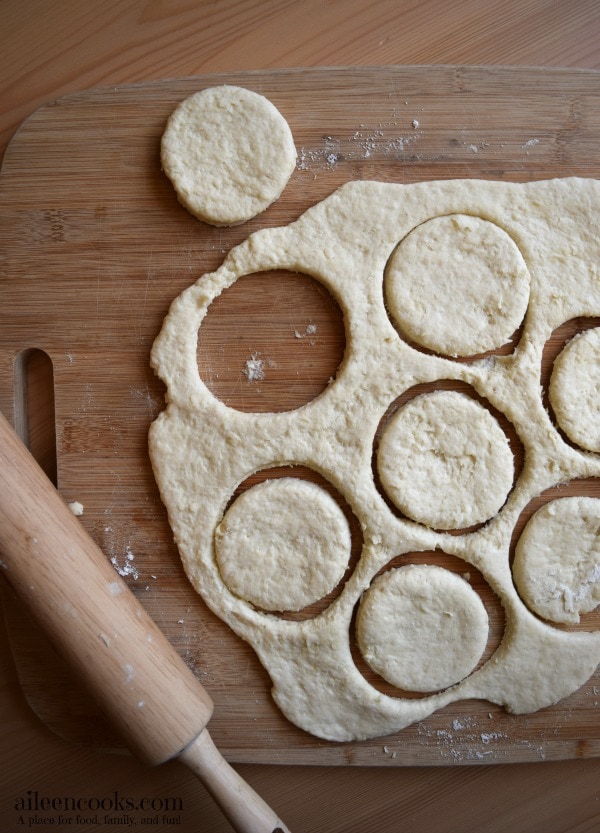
[0,65,598,770]
[2,3,600,833]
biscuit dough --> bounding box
[214,477,351,612]
[512,497,600,624]
[357,564,489,691]
[549,327,600,452]
[377,390,514,529]
[161,86,296,226]
[150,177,600,742]
[384,214,530,357]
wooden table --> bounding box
[1,2,600,831]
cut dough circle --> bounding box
[377,390,514,530]
[161,85,296,226]
[356,564,489,692]
[549,327,600,452]
[513,496,600,625]
[384,214,530,357]
[214,477,351,612]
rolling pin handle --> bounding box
[180,728,291,833]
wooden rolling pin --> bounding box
[0,411,290,833]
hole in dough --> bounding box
[214,477,352,612]
[376,389,514,530]
[356,564,489,692]
[161,85,296,226]
[384,214,529,358]
[512,496,600,627]
[197,270,346,413]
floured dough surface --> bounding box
[513,497,600,624]
[377,390,514,529]
[357,564,489,691]
[161,85,296,226]
[549,327,600,452]
[150,177,600,742]
[214,478,351,612]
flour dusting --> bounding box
[294,323,318,339]
[110,545,139,580]
[297,124,420,170]
[243,354,266,381]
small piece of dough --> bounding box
[385,214,529,356]
[513,497,600,624]
[357,565,489,692]
[549,327,600,452]
[214,478,351,612]
[161,85,296,226]
[377,390,514,529]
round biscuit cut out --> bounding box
[377,390,514,530]
[513,496,600,625]
[549,327,600,452]
[356,564,489,692]
[385,214,529,357]
[161,85,296,226]
[214,477,351,612]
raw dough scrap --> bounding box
[549,327,600,452]
[377,390,514,529]
[512,496,600,624]
[214,477,351,612]
[356,564,489,691]
[384,214,530,357]
[161,85,296,226]
[149,177,600,742]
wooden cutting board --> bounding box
[0,66,598,766]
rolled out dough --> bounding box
[150,177,600,742]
